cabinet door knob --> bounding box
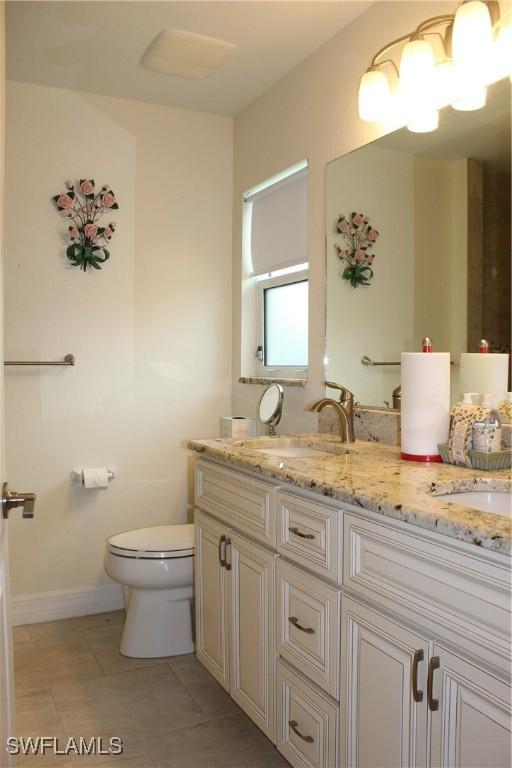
[289,720,314,743]
[412,649,424,703]
[288,616,315,634]
[218,535,227,568]
[289,526,315,540]
[427,656,440,711]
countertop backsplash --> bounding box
[319,408,511,449]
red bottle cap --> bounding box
[422,337,432,353]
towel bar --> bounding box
[4,354,75,367]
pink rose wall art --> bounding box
[334,212,379,288]
[52,179,119,272]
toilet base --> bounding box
[120,585,194,658]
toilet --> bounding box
[104,523,195,658]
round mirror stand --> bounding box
[258,384,284,435]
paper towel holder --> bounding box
[71,468,116,483]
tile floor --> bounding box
[12,612,288,768]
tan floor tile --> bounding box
[27,613,124,644]
[16,690,63,734]
[26,619,84,642]
[146,714,288,768]
[53,667,208,738]
[167,655,238,719]
[13,625,31,643]
[85,634,168,676]
[14,637,104,695]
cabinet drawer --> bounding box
[277,492,341,584]
[343,513,512,672]
[195,460,276,547]
[276,560,340,698]
[277,660,338,768]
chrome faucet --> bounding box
[305,381,356,443]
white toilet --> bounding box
[104,523,195,658]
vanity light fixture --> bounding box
[358,1,508,133]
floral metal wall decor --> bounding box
[334,212,379,288]
[52,180,119,272]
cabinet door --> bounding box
[228,531,276,741]
[429,645,511,768]
[341,597,429,768]
[194,510,229,691]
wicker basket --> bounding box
[438,443,512,471]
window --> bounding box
[243,161,309,376]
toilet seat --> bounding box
[107,524,195,560]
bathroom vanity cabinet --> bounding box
[193,457,511,768]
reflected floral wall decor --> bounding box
[334,212,379,288]
[52,180,119,272]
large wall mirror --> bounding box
[325,78,510,409]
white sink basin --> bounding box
[437,491,511,517]
[235,436,354,459]
[253,446,335,459]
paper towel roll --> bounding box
[460,353,509,403]
[82,468,109,489]
[401,352,450,461]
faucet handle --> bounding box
[324,381,354,403]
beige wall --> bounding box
[232,1,457,432]
[5,82,232,599]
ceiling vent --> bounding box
[140,29,238,79]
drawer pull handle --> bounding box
[412,649,424,703]
[218,535,227,568]
[289,720,314,744]
[225,537,232,571]
[427,656,440,711]
[289,616,315,634]
[289,526,315,540]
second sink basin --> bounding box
[436,491,511,517]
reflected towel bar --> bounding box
[4,354,75,367]
[361,355,455,367]
[361,356,400,366]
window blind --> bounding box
[246,166,308,276]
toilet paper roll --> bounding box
[82,468,109,489]
[401,352,451,461]
[460,353,509,403]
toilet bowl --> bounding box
[104,523,195,658]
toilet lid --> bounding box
[107,524,195,559]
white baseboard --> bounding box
[11,584,124,626]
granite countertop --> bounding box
[187,434,511,555]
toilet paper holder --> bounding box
[71,468,116,483]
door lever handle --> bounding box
[2,482,36,519]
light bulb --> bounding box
[495,14,512,79]
[452,86,487,111]
[358,69,391,122]
[400,38,436,122]
[452,1,493,86]
[435,60,457,109]
[407,110,439,133]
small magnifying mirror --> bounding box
[258,384,284,435]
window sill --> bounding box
[238,376,307,387]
